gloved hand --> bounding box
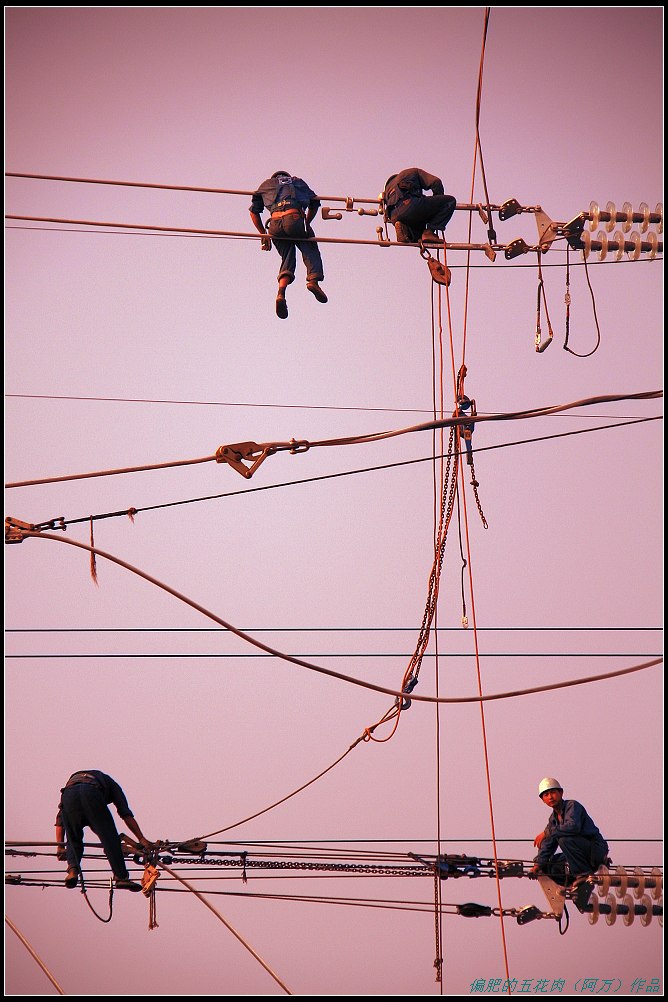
[56,846,68,861]
[138,837,155,851]
[260,235,272,251]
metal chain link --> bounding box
[468,458,488,529]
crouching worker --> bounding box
[529,776,610,890]
[55,770,154,892]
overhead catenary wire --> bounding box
[5,390,661,489]
[12,529,662,706]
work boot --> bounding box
[420,229,442,245]
[114,877,143,892]
[307,282,328,304]
[394,222,412,243]
[275,292,288,320]
[64,867,79,889]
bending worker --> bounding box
[530,776,609,884]
[250,170,328,320]
[55,769,154,892]
[383,167,457,245]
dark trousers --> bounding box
[542,835,609,882]
[392,194,457,235]
[267,213,324,284]
[60,785,129,880]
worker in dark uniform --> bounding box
[55,770,153,891]
[529,776,610,886]
[383,167,457,245]
[250,170,328,319]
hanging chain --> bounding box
[433,867,443,982]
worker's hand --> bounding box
[56,845,67,861]
[138,837,154,851]
[527,865,541,879]
[533,831,545,849]
[260,235,272,251]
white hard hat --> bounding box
[538,777,563,798]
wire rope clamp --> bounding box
[215,441,273,479]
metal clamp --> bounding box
[215,442,275,479]
[5,515,66,544]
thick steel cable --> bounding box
[12,531,662,704]
[5,915,66,995]
[4,214,498,251]
[5,171,521,214]
[6,391,661,489]
[157,862,292,995]
[15,416,660,531]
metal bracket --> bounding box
[498,198,523,221]
[5,515,66,543]
[321,206,343,221]
[376,226,391,246]
[504,237,530,260]
[535,874,566,918]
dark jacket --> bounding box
[250,174,320,216]
[55,770,134,827]
[384,167,445,220]
[535,799,608,866]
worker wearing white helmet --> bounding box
[529,777,609,885]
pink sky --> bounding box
[4,7,663,996]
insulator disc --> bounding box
[597,865,611,897]
[655,203,663,234]
[588,201,600,232]
[581,230,591,260]
[605,201,617,232]
[639,201,650,232]
[605,893,617,925]
[597,231,608,260]
[622,893,635,926]
[628,232,642,260]
[658,895,663,927]
[621,201,634,232]
[633,867,646,899]
[650,868,662,900]
[588,895,599,925]
[611,231,625,261]
[615,865,628,898]
[639,894,653,926]
[647,232,658,260]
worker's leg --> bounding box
[267,218,296,286]
[80,787,129,880]
[556,835,599,877]
[60,787,86,871]
[396,194,457,233]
